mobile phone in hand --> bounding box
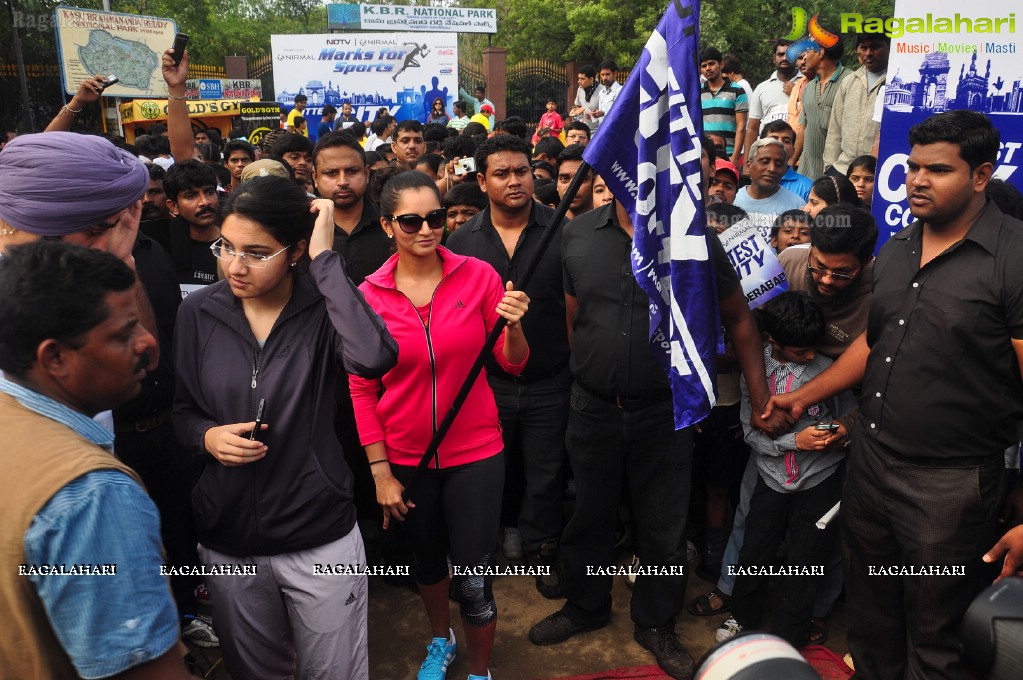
[101,74,119,89]
[250,398,266,441]
[171,33,190,66]
[815,423,840,431]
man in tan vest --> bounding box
[0,240,194,679]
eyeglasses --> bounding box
[210,238,289,269]
[805,256,859,282]
[386,208,447,234]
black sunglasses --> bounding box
[387,208,447,234]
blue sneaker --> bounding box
[468,673,492,680]
[417,629,456,680]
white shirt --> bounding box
[736,78,754,100]
[749,72,802,124]
[873,84,886,124]
[596,81,622,127]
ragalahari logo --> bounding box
[784,7,840,63]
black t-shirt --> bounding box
[860,201,1023,459]
[563,201,739,399]
[112,233,181,423]
[331,202,391,287]
[178,238,219,298]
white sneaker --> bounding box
[502,527,523,561]
[686,540,699,565]
[625,555,639,589]
[182,614,220,648]
[715,616,743,642]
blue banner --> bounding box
[583,0,721,430]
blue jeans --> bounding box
[560,381,692,629]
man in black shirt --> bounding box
[555,144,594,220]
[163,160,221,299]
[313,131,390,287]
[765,110,1023,679]
[529,199,772,680]
[446,135,570,596]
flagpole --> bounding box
[400,161,591,504]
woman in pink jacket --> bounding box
[350,171,529,680]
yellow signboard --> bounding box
[118,98,259,123]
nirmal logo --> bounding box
[783,7,840,62]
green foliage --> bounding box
[700,0,895,84]
[493,0,894,80]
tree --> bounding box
[492,0,894,79]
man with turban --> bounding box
[0,131,159,375]
[0,135,198,676]
[0,130,219,651]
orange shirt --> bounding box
[787,78,811,132]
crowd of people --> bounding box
[0,27,1022,680]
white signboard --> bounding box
[271,33,458,138]
[327,3,497,34]
[873,0,1022,249]
[718,219,789,309]
[54,6,177,97]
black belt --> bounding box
[491,365,569,386]
[114,406,173,433]
[576,383,671,411]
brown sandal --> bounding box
[686,589,732,616]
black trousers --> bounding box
[843,437,1004,680]
[489,369,571,551]
[114,420,199,618]
[730,466,843,646]
[560,382,692,630]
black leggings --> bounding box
[391,452,505,626]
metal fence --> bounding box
[504,58,568,131]
[249,54,274,102]
[1,63,232,133]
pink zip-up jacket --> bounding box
[350,247,528,468]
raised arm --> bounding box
[307,199,398,377]
[45,76,107,133]
[161,48,195,163]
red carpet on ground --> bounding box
[540,646,853,679]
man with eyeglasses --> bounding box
[776,203,877,359]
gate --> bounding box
[505,58,567,132]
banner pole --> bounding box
[402,160,590,501]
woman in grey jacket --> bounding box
[173,176,397,680]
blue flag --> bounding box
[583,0,720,430]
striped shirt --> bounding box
[798,64,850,180]
[701,82,748,155]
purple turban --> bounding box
[0,132,149,236]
